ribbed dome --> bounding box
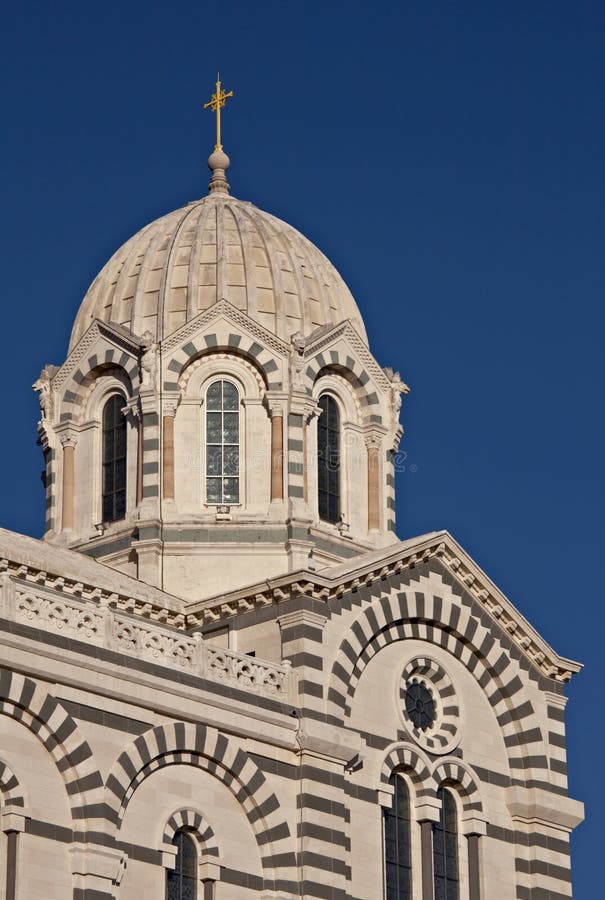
[70,193,367,350]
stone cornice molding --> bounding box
[54,320,141,391]
[305,320,393,393]
[185,531,581,684]
[161,298,289,358]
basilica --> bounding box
[0,87,583,900]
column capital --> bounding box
[58,429,79,449]
[163,393,181,418]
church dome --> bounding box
[70,180,367,350]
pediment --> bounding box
[53,319,142,391]
[160,299,290,359]
[185,530,581,684]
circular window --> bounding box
[399,657,460,754]
[404,679,437,731]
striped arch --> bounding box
[61,353,138,416]
[379,743,434,808]
[162,807,220,860]
[164,333,279,392]
[305,349,382,422]
[0,757,27,810]
[104,722,295,886]
[432,758,484,817]
[326,584,549,783]
[0,667,102,827]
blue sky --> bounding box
[1,1,603,893]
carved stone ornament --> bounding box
[32,366,56,423]
[398,656,460,755]
[289,330,307,390]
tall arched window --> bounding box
[433,787,459,900]
[384,773,412,899]
[102,394,127,522]
[317,393,340,523]
[206,379,240,504]
[166,829,197,900]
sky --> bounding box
[0,0,603,893]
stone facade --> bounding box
[0,149,582,899]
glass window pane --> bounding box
[223,413,239,443]
[115,491,126,520]
[207,412,222,443]
[222,380,239,409]
[180,834,197,876]
[207,381,222,409]
[224,445,239,475]
[206,477,222,503]
[207,445,222,476]
[223,477,239,503]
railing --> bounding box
[0,579,292,701]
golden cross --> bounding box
[203,74,234,151]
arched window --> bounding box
[433,787,459,900]
[102,394,127,522]
[317,393,340,523]
[166,829,197,900]
[206,379,240,504]
[384,773,412,899]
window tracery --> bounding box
[205,379,240,505]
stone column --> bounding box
[59,431,78,532]
[462,817,486,900]
[2,810,28,900]
[467,834,481,900]
[420,820,434,900]
[161,396,179,502]
[269,405,284,502]
[365,433,382,532]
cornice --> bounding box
[53,320,141,390]
[305,320,392,392]
[184,531,581,684]
[160,298,289,358]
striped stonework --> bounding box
[140,410,160,500]
[43,445,56,533]
[287,412,305,500]
[297,756,352,899]
[545,692,569,791]
[164,333,280,394]
[162,807,220,859]
[0,668,103,832]
[385,449,396,533]
[62,352,139,416]
[304,348,382,422]
[103,722,297,893]
[278,609,327,713]
[0,758,26,810]
[326,572,551,790]
[378,744,435,812]
[431,759,484,818]
[399,657,460,754]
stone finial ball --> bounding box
[208,149,231,172]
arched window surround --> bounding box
[310,373,363,533]
[384,770,414,900]
[159,808,222,896]
[176,353,268,516]
[80,373,137,533]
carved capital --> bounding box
[59,430,79,449]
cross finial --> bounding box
[203,74,234,152]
